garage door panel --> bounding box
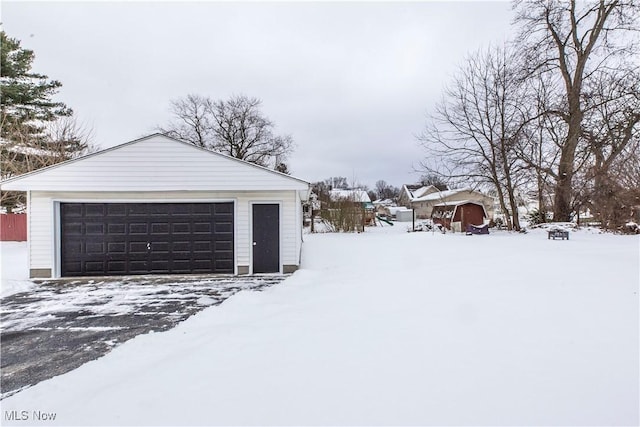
[150,260,170,271]
[85,204,107,216]
[215,203,233,214]
[193,241,212,252]
[128,260,149,272]
[64,261,82,273]
[215,241,232,251]
[129,242,149,254]
[107,204,127,216]
[61,202,234,276]
[193,222,211,233]
[150,242,169,253]
[63,222,83,235]
[127,204,150,215]
[151,223,170,234]
[170,204,192,215]
[63,241,83,254]
[172,241,191,251]
[214,222,233,233]
[129,223,149,234]
[107,261,126,273]
[108,223,126,234]
[215,260,233,271]
[107,242,126,254]
[171,260,192,272]
[85,261,106,273]
[85,223,105,235]
[86,242,105,254]
[63,204,83,217]
[195,206,214,215]
[172,223,191,233]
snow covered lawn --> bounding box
[2,226,638,426]
[1,242,34,297]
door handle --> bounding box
[253,242,257,246]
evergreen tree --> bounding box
[1,31,91,210]
[1,31,71,140]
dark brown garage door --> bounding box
[60,203,234,277]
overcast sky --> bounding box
[3,1,515,189]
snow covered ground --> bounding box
[1,242,34,297]
[2,226,639,426]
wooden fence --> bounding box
[0,214,27,241]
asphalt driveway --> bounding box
[0,275,285,399]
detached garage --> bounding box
[0,134,310,278]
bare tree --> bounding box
[323,176,349,190]
[516,73,564,219]
[1,115,95,210]
[159,94,294,169]
[160,94,213,148]
[42,116,97,162]
[579,68,640,227]
[419,45,528,230]
[419,174,449,191]
[514,0,640,221]
[374,180,400,200]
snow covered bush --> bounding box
[526,208,550,226]
[320,198,365,233]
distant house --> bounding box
[329,189,371,204]
[399,185,495,222]
[329,189,374,212]
[398,185,439,208]
[328,189,375,226]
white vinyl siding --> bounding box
[295,190,303,264]
[2,135,309,193]
[29,193,54,270]
[29,190,300,277]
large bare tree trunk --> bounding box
[515,0,638,222]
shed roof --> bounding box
[433,200,488,219]
[433,199,483,207]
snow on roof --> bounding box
[412,188,469,202]
[372,198,395,206]
[411,185,438,199]
[329,189,371,203]
[387,206,411,214]
[433,199,482,207]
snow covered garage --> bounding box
[0,134,310,278]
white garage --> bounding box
[0,134,310,278]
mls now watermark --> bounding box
[4,410,57,422]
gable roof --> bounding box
[1,134,310,193]
[412,188,468,202]
[400,184,439,201]
[411,185,438,199]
